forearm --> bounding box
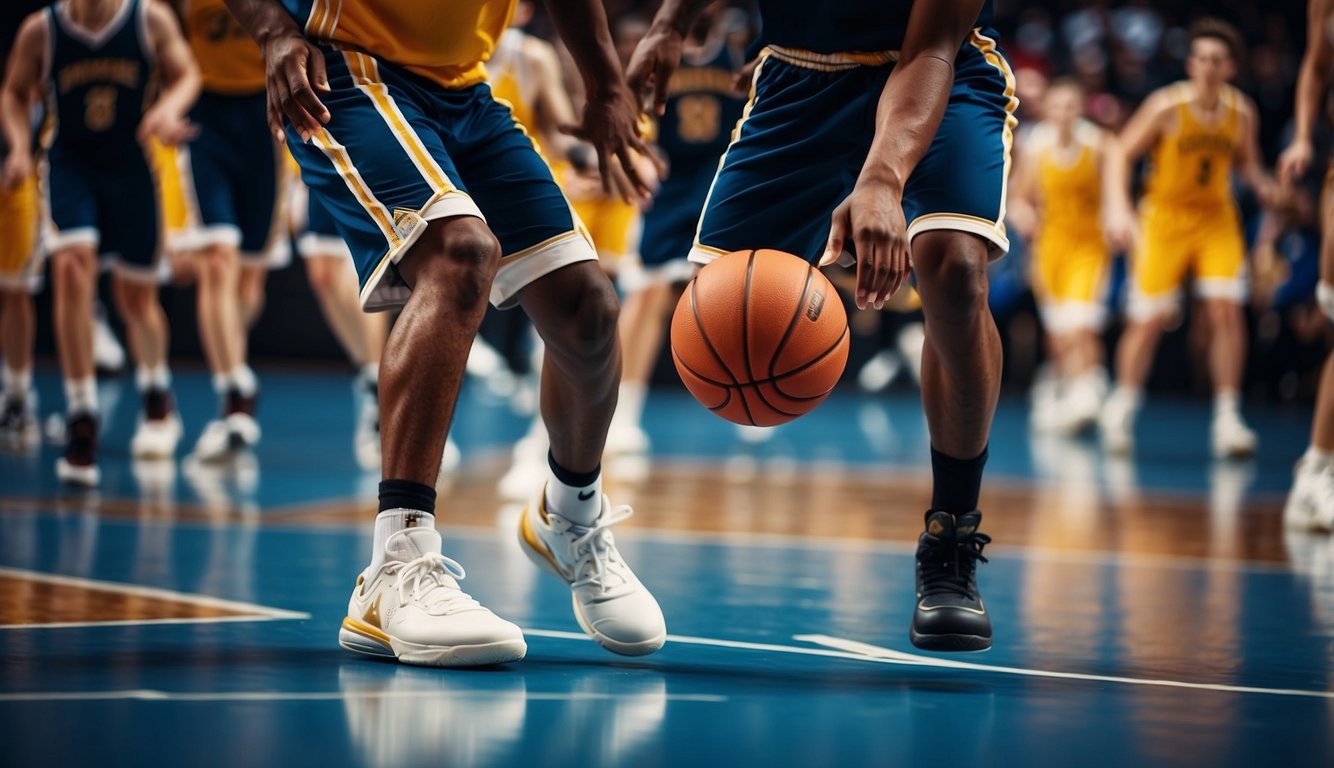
[858,55,954,190]
[1292,58,1327,146]
[0,89,32,157]
[223,0,303,45]
[155,63,201,118]
[543,0,625,99]
[1101,141,1134,212]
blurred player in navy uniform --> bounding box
[630,0,1015,651]
[1277,0,1334,531]
[606,3,746,457]
[2,0,200,485]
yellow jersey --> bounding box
[488,29,541,146]
[1144,82,1241,209]
[1034,121,1101,237]
[296,0,516,90]
[184,0,266,94]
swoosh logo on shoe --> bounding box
[362,594,383,628]
[577,490,596,501]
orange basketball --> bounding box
[671,249,850,427]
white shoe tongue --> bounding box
[385,527,443,561]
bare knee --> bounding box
[401,218,501,310]
[305,257,335,297]
[916,234,990,318]
[115,280,158,323]
[543,266,620,360]
[196,245,236,286]
[52,250,93,292]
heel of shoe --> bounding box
[339,618,395,658]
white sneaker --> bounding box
[1211,410,1257,460]
[1099,394,1136,455]
[856,349,901,393]
[1029,373,1062,434]
[499,429,548,500]
[191,419,236,462]
[1285,459,1334,532]
[440,437,462,476]
[1056,372,1106,436]
[339,527,527,667]
[605,424,650,457]
[735,424,773,444]
[226,411,261,448]
[131,413,182,459]
[354,394,380,471]
[0,390,39,447]
[518,490,665,656]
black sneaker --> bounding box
[223,388,258,418]
[910,510,992,651]
[56,412,100,487]
[143,388,175,421]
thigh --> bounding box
[1193,207,1246,301]
[96,153,161,281]
[287,48,482,311]
[903,31,1017,254]
[442,84,596,307]
[47,150,100,253]
[692,52,874,265]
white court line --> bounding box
[525,629,1334,700]
[0,689,725,703]
[0,566,310,630]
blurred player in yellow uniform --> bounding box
[0,96,42,445]
[1277,0,1334,531]
[1100,19,1275,459]
[1011,79,1123,435]
[176,0,288,461]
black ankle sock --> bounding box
[378,479,436,514]
[547,451,600,487]
[930,445,988,514]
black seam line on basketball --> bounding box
[771,325,850,401]
[672,348,733,409]
[738,249,758,425]
[768,262,814,381]
[688,274,752,424]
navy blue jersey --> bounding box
[658,40,746,167]
[46,0,153,163]
[757,0,994,53]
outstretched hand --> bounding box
[625,24,684,116]
[820,180,911,310]
[561,89,662,203]
[263,32,330,143]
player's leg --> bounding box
[0,171,41,442]
[1102,208,1187,455]
[449,81,665,656]
[291,49,524,666]
[105,156,181,459]
[1197,212,1256,458]
[1053,243,1110,434]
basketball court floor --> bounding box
[1,367,1331,766]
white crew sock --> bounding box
[368,509,435,574]
[3,365,31,398]
[1302,446,1333,471]
[545,460,602,526]
[1109,385,1142,413]
[135,363,172,392]
[1214,389,1240,418]
[64,376,98,416]
[230,364,258,397]
[611,381,647,432]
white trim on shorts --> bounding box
[357,190,486,311]
[297,233,352,260]
[47,227,99,253]
[491,230,598,309]
[1039,301,1107,333]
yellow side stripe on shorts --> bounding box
[344,52,454,194]
[306,0,329,38]
[310,127,400,249]
[969,29,1019,234]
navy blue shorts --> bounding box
[181,91,289,265]
[46,145,162,282]
[297,192,351,260]
[638,158,717,281]
[286,48,595,310]
[691,30,1017,266]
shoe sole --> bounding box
[517,507,666,657]
[909,628,991,652]
[56,459,99,487]
[339,618,526,667]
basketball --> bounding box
[670,249,850,427]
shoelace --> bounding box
[919,531,991,599]
[559,505,634,593]
[394,553,478,614]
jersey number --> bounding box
[676,95,721,143]
[84,87,117,132]
[1197,157,1212,187]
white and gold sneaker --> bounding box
[518,490,665,656]
[339,527,527,667]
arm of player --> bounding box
[223,0,329,142]
[626,0,714,115]
[543,0,658,202]
[0,13,45,193]
[138,1,201,146]
[1005,138,1039,243]
[1106,90,1171,243]
[1279,0,1334,184]
[820,0,985,310]
[1234,98,1277,208]
[1098,131,1137,252]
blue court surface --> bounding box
[1,367,1331,767]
